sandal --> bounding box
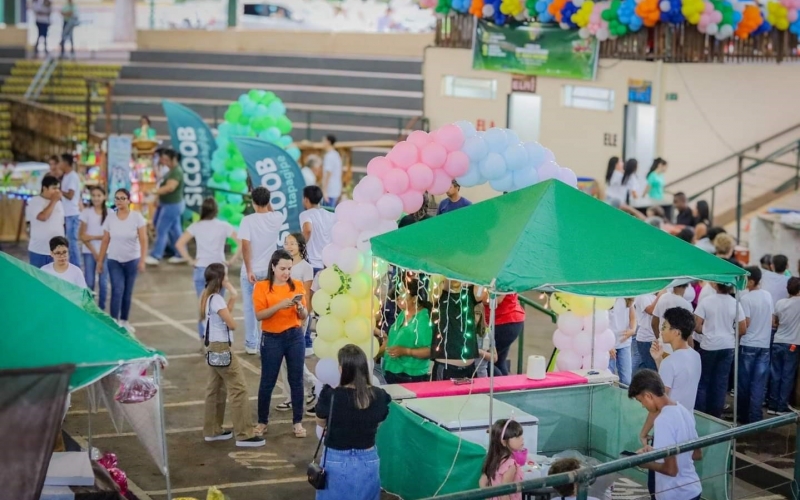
[293,424,307,438]
[254,423,268,436]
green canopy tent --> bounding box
[0,252,163,390]
[371,179,747,296]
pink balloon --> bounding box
[435,124,466,153]
[383,169,410,195]
[420,142,447,170]
[556,350,583,372]
[429,169,452,196]
[335,200,358,221]
[790,9,799,22]
[400,190,424,214]
[352,175,385,204]
[406,130,431,148]
[366,157,392,179]
[331,221,359,248]
[542,148,556,164]
[352,202,380,231]
[443,151,470,178]
[552,329,573,351]
[376,218,398,235]
[538,161,560,181]
[407,163,434,191]
[376,193,404,220]
[322,244,342,268]
[387,142,419,170]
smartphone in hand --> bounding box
[292,294,304,303]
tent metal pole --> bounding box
[731,289,741,500]
[590,298,597,369]
[489,290,497,427]
[155,362,172,500]
[87,388,92,458]
[370,258,375,362]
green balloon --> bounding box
[276,116,293,135]
[229,213,244,227]
[249,89,266,102]
[215,192,227,204]
[238,114,250,126]
[259,92,277,106]
[213,170,227,183]
[263,116,277,129]
[230,181,248,193]
[224,103,243,123]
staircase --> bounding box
[0,47,26,161]
[0,60,122,145]
[94,50,425,176]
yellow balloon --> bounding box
[311,290,332,314]
[330,294,358,320]
[569,296,594,317]
[331,336,352,357]
[349,272,372,299]
[550,293,569,315]
[313,337,333,359]
[358,295,380,319]
[316,314,344,342]
[319,268,343,294]
[595,297,616,310]
[357,336,381,359]
[345,316,371,343]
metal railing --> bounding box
[422,412,800,500]
[515,295,557,375]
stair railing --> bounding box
[24,55,58,102]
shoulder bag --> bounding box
[307,392,334,489]
[205,294,232,368]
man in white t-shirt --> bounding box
[633,293,658,372]
[651,281,695,349]
[26,175,65,268]
[300,185,336,273]
[608,298,635,385]
[761,254,790,308]
[630,369,702,500]
[321,134,342,207]
[59,154,83,268]
[41,236,87,288]
[767,277,800,415]
[239,186,286,354]
[738,266,774,423]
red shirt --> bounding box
[484,293,526,326]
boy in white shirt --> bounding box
[321,135,342,207]
[630,369,703,500]
[59,153,83,268]
[633,293,659,372]
[651,281,695,349]
[738,266,774,423]
[300,185,336,275]
[767,277,800,415]
[26,175,65,268]
[41,236,87,289]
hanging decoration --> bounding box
[429,0,798,42]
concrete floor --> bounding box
[3,244,792,500]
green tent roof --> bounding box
[0,253,162,391]
[371,180,748,296]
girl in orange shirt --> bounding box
[253,249,309,438]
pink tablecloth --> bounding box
[399,372,589,398]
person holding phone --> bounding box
[253,249,309,438]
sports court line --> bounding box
[87,419,293,439]
[144,476,308,495]
[132,317,244,328]
[68,396,259,415]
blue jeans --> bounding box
[696,348,734,418]
[240,268,268,350]
[64,215,82,268]
[768,343,799,412]
[193,266,207,338]
[608,346,632,385]
[83,253,108,310]
[494,321,524,376]
[324,197,339,208]
[258,327,305,425]
[28,251,53,268]
[635,340,658,373]
[108,258,139,321]
[316,447,380,500]
[737,346,770,423]
[150,201,184,260]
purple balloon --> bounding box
[538,161,560,181]
[557,167,578,188]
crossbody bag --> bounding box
[205,294,232,368]
[307,392,334,489]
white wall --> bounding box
[423,47,800,205]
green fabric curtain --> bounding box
[0,253,162,391]
[371,180,748,296]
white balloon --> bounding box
[331,221,359,248]
[315,358,340,387]
[597,329,617,351]
[482,4,494,16]
[353,202,380,231]
[659,0,670,10]
[557,312,585,336]
[356,230,378,253]
[572,330,595,357]
[322,244,341,268]
[376,219,398,235]
[579,27,590,39]
[581,310,610,333]
[352,175,385,204]
[335,247,364,274]
[376,193,404,221]
[556,350,583,371]
[553,329,574,351]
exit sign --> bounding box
[666,93,678,101]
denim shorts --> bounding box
[316,447,380,500]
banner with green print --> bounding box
[472,20,598,81]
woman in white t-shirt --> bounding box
[79,186,109,310]
[176,198,238,339]
[97,188,148,334]
[694,282,746,418]
[277,233,319,413]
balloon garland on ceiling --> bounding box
[432,0,800,41]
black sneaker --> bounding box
[204,430,233,442]
[306,405,317,417]
[236,436,266,447]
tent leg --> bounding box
[489,291,497,426]
[155,362,172,500]
[590,298,597,369]
[87,393,92,458]
[731,290,742,500]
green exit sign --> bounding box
[666,93,678,101]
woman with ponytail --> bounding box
[79,186,109,310]
[382,277,433,384]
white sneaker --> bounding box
[245,347,258,355]
[167,256,186,264]
[305,347,314,358]
[121,321,136,334]
[145,256,160,266]
[204,430,233,442]
[236,436,266,447]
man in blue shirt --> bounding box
[437,180,472,215]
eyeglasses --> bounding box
[115,197,129,201]
[52,250,68,257]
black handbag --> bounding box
[308,393,334,490]
[204,294,232,368]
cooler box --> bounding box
[404,394,539,453]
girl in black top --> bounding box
[315,345,392,500]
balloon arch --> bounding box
[310,121,591,362]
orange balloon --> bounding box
[469,0,484,16]
[548,0,568,21]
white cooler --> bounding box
[404,394,539,453]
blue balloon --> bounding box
[513,167,540,190]
[229,169,248,183]
[457,164,484,187]
[279,135,293,147]
[207,179,231,191]
[504,144,529,171]
[478,152,507,181]
[462,135,489,162]
[268,100,286,117]
[539,11,554,22]
[454,120,477,138]
[217,122,232,137]
[490,172,515,192]
[265,127,281,142]
[504,129,520,145]
[287,146,301,161]
[535,0,548,13]
[238,94,249,106]
[483,128,507,153]
[226,194,244,205]
[524,142,546,169]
